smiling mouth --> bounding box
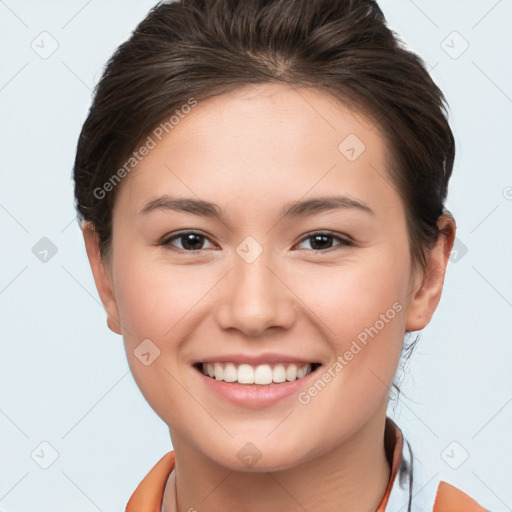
[194,362,322,385]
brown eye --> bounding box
[161,231,216,252]
[296,232,352,252]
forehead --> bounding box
[152,83,386,164]
[115,83,400,221]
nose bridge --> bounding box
[216,237,295,336]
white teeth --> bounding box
[214,362,224,381]
[286,364,297,381]
[297,365,307,379]
[200,362,314,385]
[223,362,238,383]
[254,364,273,385]
[237,363,254,384]
[272,364,286,383]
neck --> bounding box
[163,410,391,512]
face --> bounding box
[85,83,451,471]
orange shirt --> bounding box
[126,418,487,512]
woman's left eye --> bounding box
[295,232,352,251]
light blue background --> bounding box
[1,0,511,510]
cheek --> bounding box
[110,246,218,411]
[300,248,409,344]
[113,264,204,390]
[113,248,213,342]
[293,246,409,396]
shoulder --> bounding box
[433,480,488,512]
[125,451,175,512]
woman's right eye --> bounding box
[160,231,216,252]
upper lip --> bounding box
[195,353,321,365]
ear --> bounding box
[82,223,122,335]
[405,212,456,332]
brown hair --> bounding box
[73,6,454,501]
[73,0,455,276]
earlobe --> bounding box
[405,213,456,332]
[82,223,123,335]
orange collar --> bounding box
[126,450,175,512]
[125,418,485,512]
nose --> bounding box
[215,249,297,337]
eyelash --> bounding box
[159,230,353,253]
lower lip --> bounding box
[194,365,321,409]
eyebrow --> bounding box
[139,194,374,219]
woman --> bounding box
[73,0,489,510]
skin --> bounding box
[83,83,455,512]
